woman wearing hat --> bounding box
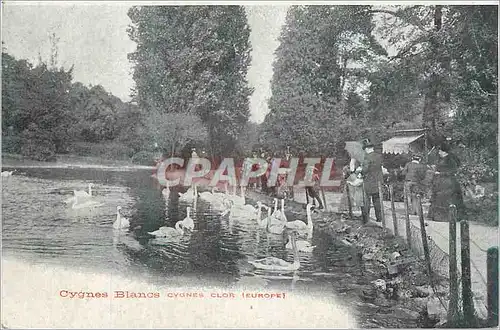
[427,142,465,222]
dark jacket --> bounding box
[361,151,383,194]
[403,161,427,183]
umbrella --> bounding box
[345,141,365,163]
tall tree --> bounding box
[127,6,253,156]
[261,5,386,155]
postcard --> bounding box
[1,1,498,328]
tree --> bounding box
[127,6,253,157]
[143,111,208,156]
[261,5,386,155]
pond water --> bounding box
[1,165,412,328]
[3,166,358,280]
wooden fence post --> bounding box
[345,183,353,219]
[460,220,475,325]
[404,183,412,249]
[447,204,460,324]
[377,180,386,229]
[487,246,499,326]
[417,194,432,278]
[389,184,399,236]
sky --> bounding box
[2,3,289,123]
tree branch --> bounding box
[389,34,430,61]
[365,9,431,33]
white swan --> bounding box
[285,203,314,233]
[279,198,288,222]
[228,185,246,205]
[214,195,232,214]
[271,198,279,217]
[269,199,287,228]
[113,206,130,229]
[179,185,198,203]
[70,197,103,209]
[257,204,272,229]
[286,238,315,253]
[248,232,300,271]
[1,170,15,177]
[229,200,259,219]
[64,183,94,204]
[198,188,214,202]
[182,206,195,231]
[212,185,228,200]
[148,221,185,237]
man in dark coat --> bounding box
[361,139,383,223]
[402,153,428,215]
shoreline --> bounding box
[1,153,154,171]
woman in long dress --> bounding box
[427,143,465,222]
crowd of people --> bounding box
[338,137,466,223]
[155,135,466,224]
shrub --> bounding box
[464,191,498,226]
[20,124,56,162]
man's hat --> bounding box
[361,138,374,150]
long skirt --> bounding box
[427,174,465,222]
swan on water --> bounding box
[198,189,214,202]
[212,185,227,200]
[257,204,272,229]
[228,185,246,205]
[149,207,194,237]
[279,199,288,222]
[285,237,315,253]
[213,196,232,215]
[113,206,130,229]
[228,200,259,219]
[1,170,15,177]
[285,203,314,233]
[268,199,287,230]
[182,206,195,231]
[271,198,279,217]
[148,221,185,237]
[70,197,104,210]
[179,185,198,203]
[64,183,94,204]
[248,231,300,271]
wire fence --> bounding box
[379,184,490,320]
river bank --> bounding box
[1,153,154,170]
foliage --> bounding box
[131,150,158,166]
[2,50,74,160]
[2,48,143,161]
[143,111,209,155]
[235,121,260,155]
[20,123,57,161]
[69,141,134,160]
[127,6,253,156]
[261,5,388,155]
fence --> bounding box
[382,182,497,326]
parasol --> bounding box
[345,141,365,163]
